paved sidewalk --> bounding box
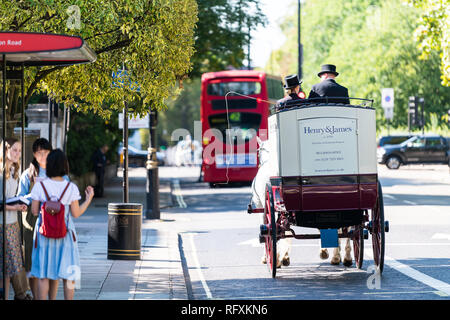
[24,171,188,300]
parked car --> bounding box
[377,134,415,147]
[118,143,166,167]
[377,135,450,169]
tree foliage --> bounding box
[0,0,198,120]
[190,0,267,77]
[66,111,120,176]
[409,0,449,86]
[156,0,268,144]
[267,0,450,130]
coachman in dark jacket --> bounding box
[308,64,350,104]
[276,74,304,109]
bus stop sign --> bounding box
[381,88,394,120]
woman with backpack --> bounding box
[0,138,28,300]
[30,149,94,300]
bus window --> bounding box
[207,82,261,96]
[208,112,261,144]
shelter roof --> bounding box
[0,32,96,66]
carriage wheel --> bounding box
[371,181,385,274]
[264,184,277,278]
[352,224,364,269]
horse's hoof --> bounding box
[320,250,329,260]
[282,257,290,266]
[343,259,353,267]
[261,255,267,264]
[331,257,341,265]
[276,258,282,268]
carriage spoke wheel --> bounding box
[371,181,385,274]
[352,224,364,269]
[264,184,277,278]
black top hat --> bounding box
[317,64,339,77]
[283,74,303,89]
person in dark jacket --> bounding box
[276,74,304,109]
[92,144,108,198]
[308,64,350,104]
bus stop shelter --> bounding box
[0,32,96,299]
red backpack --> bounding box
[39,181,71,239]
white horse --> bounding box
[251,137,291,268]
[319,232,353,267]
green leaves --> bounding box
[267,0,449,130]
[1,0,198,117]
[409,0,449,86]
[190,0,267,77]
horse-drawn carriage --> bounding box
[248,98,389,278]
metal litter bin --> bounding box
[107,203,142,260]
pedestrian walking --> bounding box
[30,149,94,300]
[0,138,28,300]
[15,138,52,299]
[92,144,108,197]
[308,64,350,104]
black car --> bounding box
[118,144,166,167]
[377,134,415,147]
[377,135,450,169]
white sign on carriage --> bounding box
[299,117,358,176]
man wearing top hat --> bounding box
[276,74,304,108]
[308,64,350,104]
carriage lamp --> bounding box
[298,91,306,99]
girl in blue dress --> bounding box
[30,149,94,300]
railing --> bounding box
[274,97,374,113]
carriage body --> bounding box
[266,104,378,229]
[249,101,387,278]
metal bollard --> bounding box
[107,203,142,260]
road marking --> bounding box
[383,194,396,200]
[432,233,450,241]
[363,290,449,297]
[172,179,187,208]
[365,251,450,296]
[403,200,418,205]
[188,233,213,299]
[238,238,450,248]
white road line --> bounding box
[365,251,450,296]
[403,200,418,205]
[432,233,450,241]
[383,194,396,200]
[172,179,187,208]
[189,233,213,299]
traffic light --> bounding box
[408,96,418,126]
[418,97,425,128]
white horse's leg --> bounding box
[343,238,353,267]
[260,211,267,264]
[331,238,341,265]
[278,233,292,266]
[319,248,329,260]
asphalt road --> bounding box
[157,164,450,300]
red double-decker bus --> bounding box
[200,70,284,186]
